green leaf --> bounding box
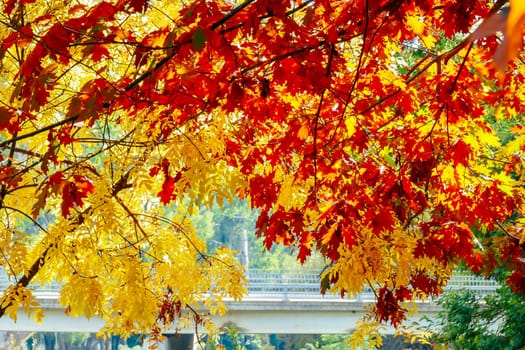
[192,27,207,51]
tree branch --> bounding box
[0,243,53,318]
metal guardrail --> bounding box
[246,269,499,301]
[0,269,499,302]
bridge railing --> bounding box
[246,269,375,301]
[0,269,499,301]
[246,269,499,300]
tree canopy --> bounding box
[0,0,524,341]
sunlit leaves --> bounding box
[0,0,523,342]
[0,284,41,323]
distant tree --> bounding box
[378,335,432,350]
[301,334,351,350]
[431,284,525,350]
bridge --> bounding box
[0,269,498,336]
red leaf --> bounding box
[3,0,16,14]
[18,26,34,47]
[401,175,413,198]
[22,65,58,111]
[449,139,472,166]
[1,26,34,52]
[0,166,22,188]
[61,175,94,217]
[158,175,176,205]
[19,43,46,78]
[41,24,72,64]
[127,0,149,12]
[507,271,525,295]
[1,32,18,51]
[149,164,161,177]
[370,207,395,234]
[89,1,120,21]
[0,107,18,132]
[297,244,311,264]
[57,125,75,145]
[32,171,64,218]
[410,272,440,296]
[375,287,406,327]
[395,286,412,301]
[89,44,111,62]
[326,25,339,44]
[156,162,185,205]
[465,252,484,274]
[49,171,64,186]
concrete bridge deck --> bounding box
[0,269,498,334]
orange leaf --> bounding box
[494,1,525,71]
[506,0,525,62]
[297,124,309,140]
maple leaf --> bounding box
[1,26,33,51]
[31,172,65,218]
[449,139,472,166]
[19,44,46,78]
[88,44,111,62]
[0,166,22,189]
[464,252,484,274]
[0,107,18,132]
[375,287,407,327]
[297,244,311,264]
[57,125,75,145]
[61,176,94,218]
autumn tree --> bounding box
[0,0,524,341]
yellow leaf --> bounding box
[420,34,437,49]
[345,115,357,137]
[476,129,501,148]
[406,15,424,35]
[32,308,45,325]
[5,304,18,322]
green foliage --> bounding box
[211,326,247,350]
[191,199,327,270]
[301,334,352,349]
[432,286,525,350]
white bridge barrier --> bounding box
[0,268,499,301]
[0,268,499,334]
[246,269,498,300]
